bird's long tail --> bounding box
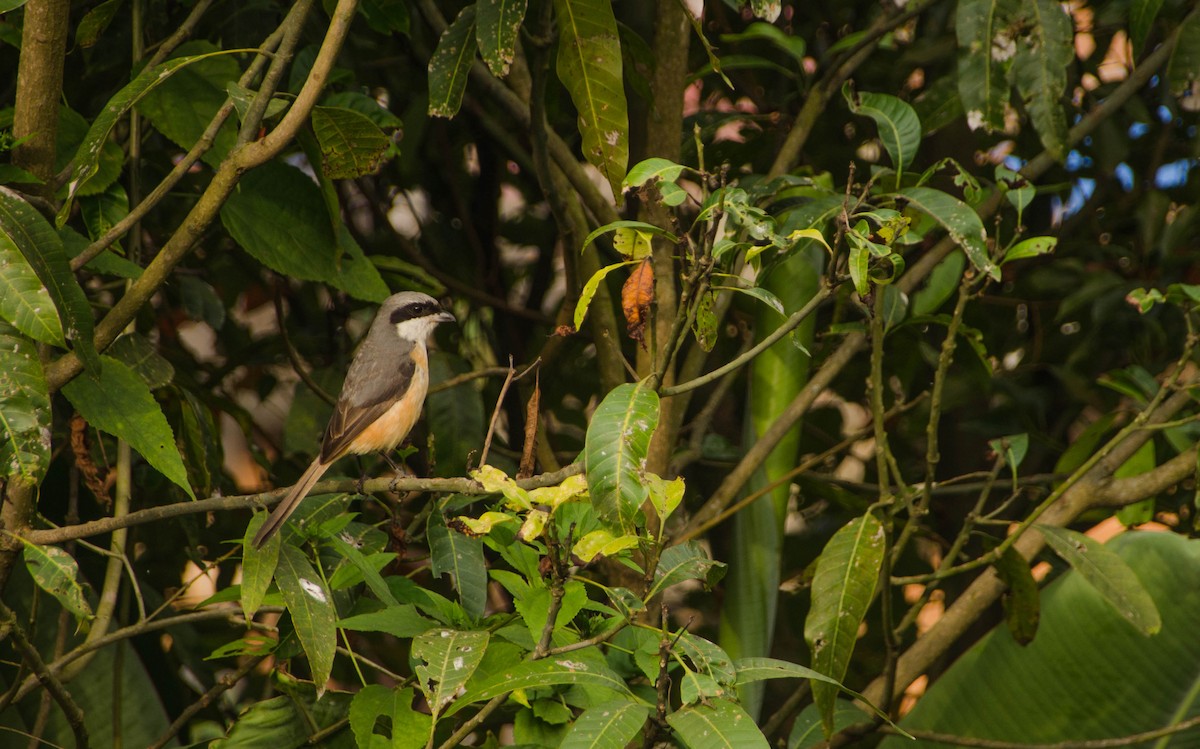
[252,458,330,548]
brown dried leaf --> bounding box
[517,372,540,479]
[70,413,111,508]
[622,258,655,348]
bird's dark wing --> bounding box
[319,340,416,462]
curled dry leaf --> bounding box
[70,413,112,508]
[518,372,540,479]
[622,258,655,348]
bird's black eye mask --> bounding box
[390,301,440,324]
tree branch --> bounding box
[0,602,89,748]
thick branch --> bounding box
[12,0,69,193]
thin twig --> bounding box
[147,657,261,749]
[272,285,335,406]
[478,358,540,467]
[0,603,89,749]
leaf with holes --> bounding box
[311,106,391,179]
[349,685,430,749]
[1009,0,1072,159]
[22,540,93,623]
[0,187,98,376]
[477,0,528,77]
[584,382,659,532]
[412,628,489,720]
[428,5,477,117]
[804,512,885,736]
[0,322,51,483]
[552,0,629,199]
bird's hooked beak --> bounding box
[434,308,455,324]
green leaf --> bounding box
[74,0,122,48]
[311,105,391,179]
[994,546,1039,645]
[1167,12,1200,95]
[327,533,398,605]
[667,699,770,749]
[552,0,629,199]
[581,219,677,255]
[107,333,174,390]
[987,432,1029,480]
[21,540,94,622]
[339,605,438,638]
[357,0,411,35]
[898,186,997,280]
[1037,526,1161,635]
[583,381,660,532]
[0,187,99,376]
[349,685,430,749]
[321,91,404,130]
[62,46,242,220]
[1002,236,1057,264]
[225,81,290,124]
[676,633,736,685]
[574,261,634,328]
[241,513,279,618]
[1115,441,1156,526]
[885,533,1196,748]
[571,528,640,563]
[220,160,389,302]
[561,699,650,749]
[720,22,805,61]
[648,541,727,598]
[428,510,488,618]
[623,158,686,191]
[274,544,337,695]
[911,251,965,316]
[843,85,922,173]
[848,243,870,296]
[1129,0,1164,55]
[451,654,634,715]
[733,657,845,687]
[412,628,490,719]
[805,512,885,736]
[62,356,194,498]
[0,321,51,482]
[955,0,1015,133]
[428,5,477,118]
[1009,0,1072,159]
[477,0,528,77]
[211,683,351,747]
[80,184,129,256]
[513,580,588,646]
[427,353,486,478]
[789,702,869,749]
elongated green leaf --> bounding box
[137,41,240,168]
[805,512,885,736]
[327,534,398,605]
[583,382,659,532]
[843,85,922,172]
[649,541,727,598]
[561,699,650,749]
[21,540,93,622]
[339,605,437,638]
[0,187,99,377]
[956,0,1015,133]
[733,657,843,687]
[107,333,173,390]
[412,628,489,719]
[310,106,390,179]
[220,160,389,302]
[451,654,633,715]
[274,544,337,695]
[0,321,51,483]
[241,513,279,618]
[0,227,63,346]
[349,685,429,749]
[898,186,997,280]
[428,5,477,117]
[994,545,1039,645]
[1009,0,1072,159]
[581,219,677,255]
[1167,13,1200,95]
[62,356,194,498]
[552,0,629,199]
[477,0,527,76]
[667,699,770,749]
[428,511,488,618]
[720,22,806,61]
[677,633,736,685]
[60,48,242,221]
[1037,525,1161,635]
[1130,0,1164,55]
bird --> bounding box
[252,291,455,548]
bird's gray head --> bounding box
[375,291,455,342]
